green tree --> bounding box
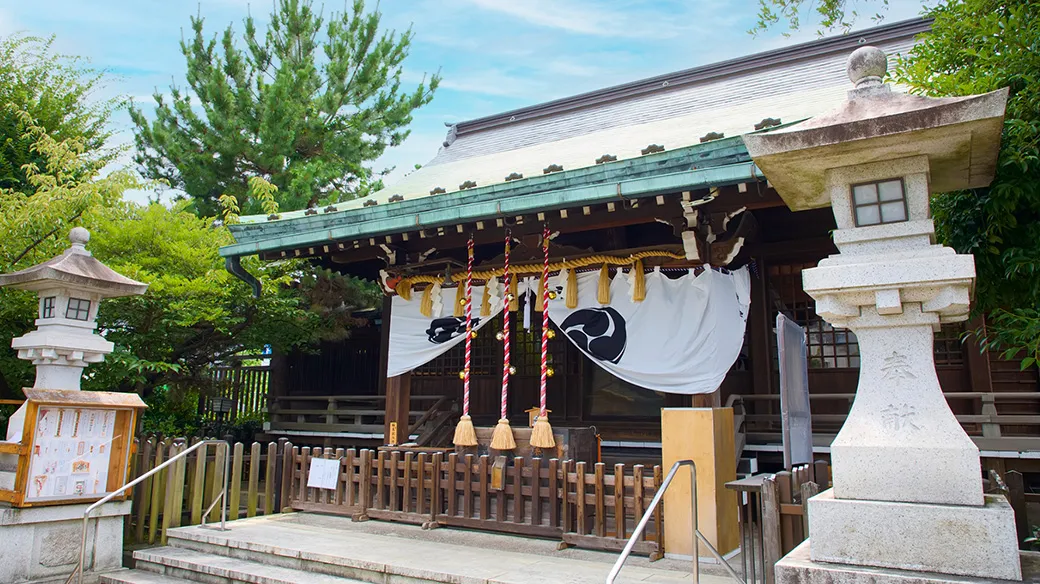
[130,0,440,216]
[752,0,1040,365]
[0,34,120,194]
[1,115,380,404]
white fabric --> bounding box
[386,284,505,377]
[546,266,751,395]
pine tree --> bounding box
[130,0,439,216]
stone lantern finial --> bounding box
[846,45,887,89]
[68,226,90,250]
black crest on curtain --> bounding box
[560,307,627,363]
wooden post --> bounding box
[248,442,261,517]
[229,443,244,521]
[148,440,167,544]
[279,441,293,512]
[209,442,227,523]
[749,258,774,399]
[1005,470,1028,545]
[761,475,782,584]
[384,374,412,446]
[265,442,277,514]
[800,481,820,541]
[964,316,994,393]
[134,437,155,544]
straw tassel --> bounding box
[419,284,434,317]
[597,264,611,305]
[480,283,491,316]
[490,418,517,450]
[454,283,465,317]
[632,259,646,302]
[453,414,477,447]
[530,414,555,449]
[535,274,546,312]
[509,276,519,311]
[566,268,578,309]
[395,281,412,301]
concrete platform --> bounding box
[109,512,736,584]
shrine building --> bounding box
[218,17,1037,476]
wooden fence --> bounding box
[204,360,270,422]
[288,446,664,557]
[126,437,285,545]
[728,462,828,584]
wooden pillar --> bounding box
[692,391,721,408]
[661,408,739,558]
[376,293,412,445]
[749,258,774,397]
[384,374,412,446]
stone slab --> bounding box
[808,490,1021,580]
[164,513,732,584]
[102,571,195,584]
[778,541,1037,584]
[133,546,367,584]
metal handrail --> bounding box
[606,460,746,584]
[69,439,230,584]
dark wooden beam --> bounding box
[384,373,411,446]
[749,258,774,398]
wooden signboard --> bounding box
[0,389,146,508]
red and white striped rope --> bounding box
[463,236,473,416]
[540,225,549,417]
[500,231,511,420]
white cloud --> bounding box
[462,0,692,38]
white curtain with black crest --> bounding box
[546,266,751,395]
[386,284,505,377]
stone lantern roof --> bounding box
[0,227,147,296]
[743,46,1009,211]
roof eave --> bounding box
[220,158,761,258]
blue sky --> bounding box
[1,0,926,203]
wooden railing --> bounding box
[733,392,1040,451]
[287,445,664,557]
[267,395,452,443]
[126,437,287,545]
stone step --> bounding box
[101,570,195,584]
[132,546,367,584]
[163,514,727,584]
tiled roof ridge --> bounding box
[445,17,932,139]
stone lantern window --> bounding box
[65,297,92,321]
[851,178,908,226]
[40,296,56,318]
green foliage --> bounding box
[1,104,380,404]
[750,0,892,36]
[130,0,440,216]
[0,33,121,194]
[139,386,202,437]
[894,0,1040,365]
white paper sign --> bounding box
[25,406,118,502]
[306,457,340,490]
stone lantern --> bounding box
[745,48,1021,582]
[0,227,147,392]
[1,228,147,442]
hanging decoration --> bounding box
[490,230,517,450]
[547,266,751,395]
[453,236,479,447]
[391,249,687,294]
[530,225,556,449]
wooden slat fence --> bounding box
[728,461,828,584]
[126,436,288,544]
[286,446,664,556]
[205,362,270,422]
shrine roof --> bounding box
[223,18,930,259]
